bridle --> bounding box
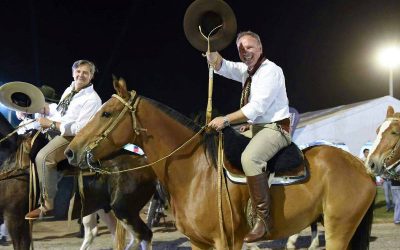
[84,90,146,171]
[382,117,400,180]
[82,90,206,174]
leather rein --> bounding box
[83,91,206,174]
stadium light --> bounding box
[377,46,400,97]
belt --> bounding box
[274,118,290,134]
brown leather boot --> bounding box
[244,172,272,243]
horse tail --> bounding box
[350,193,376,250]
[114,219,126,250]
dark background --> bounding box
[1,0,400,118]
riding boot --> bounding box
[244,171,272,243]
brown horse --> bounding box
[66,78,376,250]
[366,106,400,180]
[0,112,156,250]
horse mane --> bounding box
[143,97,218,167]
[144,97,201,132]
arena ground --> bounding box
[1,210,399,249]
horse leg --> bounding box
[114,213,152,250]
[324,216,355,249]
[97,209,117,239]
[4,213,30,250]
[116,219,140,250]
[308,223,319,250]
[286,233,299,249]
[80,213,98,250]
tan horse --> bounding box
[366,106,400,180]
[66,78,376,250]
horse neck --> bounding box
[136,99,208,180]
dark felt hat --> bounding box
[183,0,237,52]
[40,85,59,103]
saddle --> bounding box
[220,126,308,185]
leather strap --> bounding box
[275,118,290,134]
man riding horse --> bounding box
[25,59,102,220]
[207,31,291,243]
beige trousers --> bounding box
[36,135,70,209]
[241,123,291,176]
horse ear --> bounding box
[113,77,129,98]
[387,106,395,118]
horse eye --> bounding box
[102,111,112,118]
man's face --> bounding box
[73,64,93,90]
[237,35,262,69]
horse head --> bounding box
[65,77,140,169]
[366,106,400,179]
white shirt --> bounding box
[52,82,102,136]
[216,59,290,124]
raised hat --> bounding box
[183,0,237,52]
[0,81,45,114]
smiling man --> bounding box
[25,60,102,220]
[207,31,291,243]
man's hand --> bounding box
[37,117,52,129]
[208,116,229,131]
[239,124,250,132]
[39,103,50,116]
[206,51,222,70]
[16,111,27,120]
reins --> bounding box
[87,126,206,174]
[216,132,235,249]
[84,91,206,174]
[0,119,36,144]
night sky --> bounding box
[1,0,400,118]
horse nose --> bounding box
[365,156,377,172]
[65,148,76,165]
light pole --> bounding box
[378,46,400,97]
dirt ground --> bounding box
[1,210,400,250]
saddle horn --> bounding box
[183,0,237,52]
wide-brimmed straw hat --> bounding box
[0,81,45,114]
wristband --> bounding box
[50,121,57,131]
[223,116,230,128]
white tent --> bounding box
[292,96,400,156]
